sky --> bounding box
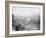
[12,6,40,17]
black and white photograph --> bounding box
[12,6,40,31]
[10,4,42,34]
[5,1,45,37]
[8,2,44,35]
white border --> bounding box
[9,4,43,34]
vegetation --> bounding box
[12,14,40,31]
